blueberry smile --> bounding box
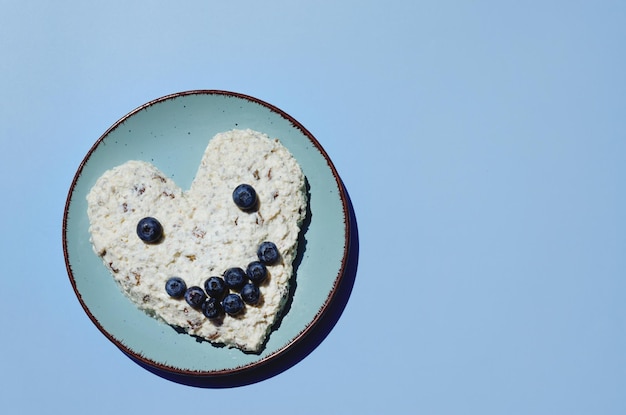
[164,242,279,320]
[136,217,163,244]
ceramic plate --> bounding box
[63,90,356,387]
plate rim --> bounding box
[62,89,352,378]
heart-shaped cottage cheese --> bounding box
[86,129,308,353]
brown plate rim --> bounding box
[62,90,353,381]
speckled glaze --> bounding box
[63,90,355,386]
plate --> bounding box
[63,90,358,387]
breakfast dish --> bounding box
[63,91,352,385]
[86,129,308,353]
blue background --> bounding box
[1,1,624,414]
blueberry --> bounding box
[241,283,261,305]
[165,277,186,298]
[202,297,223,319]
[246,261,268,284]
[204,276,226,298]
[184,286,207,308]
[223,267,247,290]
[257,241,280,265]
[136,217,163,243]
[232,184,258,211]
[222,293,244,315]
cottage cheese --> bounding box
[86,129,307,352]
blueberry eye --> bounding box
[257,241,280,265]
[136,217,163,243]
[232,184,258,211]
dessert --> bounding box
[86,129,308,353]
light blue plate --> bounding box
[63,91,352,384]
